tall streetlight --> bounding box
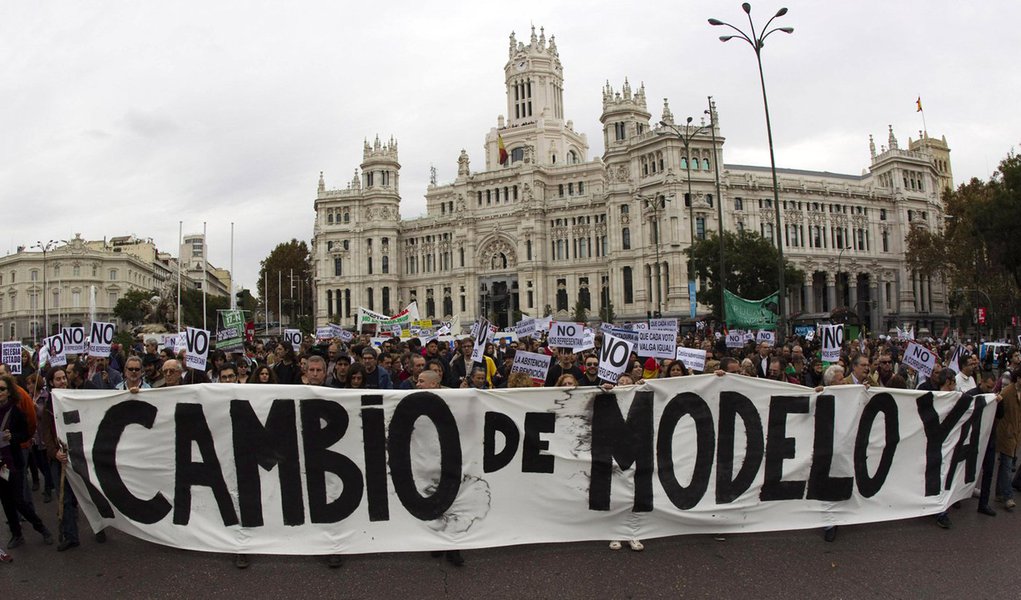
[658,116,709,320]
[706,97,727,324]
[709,2,794,343]
[31,240,60,339]
[637,192,672,318]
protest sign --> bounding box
[510,350,553,385]
[600,324,639,344]
[88,321,116,356]
[548,322,585,349]
[637,330,677,359]
[315,327,334,342]
[54,377,993,555]
[947,345,965,374]
[46,335,67,367]
[648,318,677,332]
[598,334,634,382]
[216,310,246,352]
[62,326,86,355]
[1,341,22,375]
[820,324,844,363]
[725,331,744,349]
[470,320,495,363]
[514,317,537,339]
[184,327,210,371]
[572,328,596,353]
[675,347,707,373]
[284,329,302,352]
[903,342,937,378]
[755,331,776,347]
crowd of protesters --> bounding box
[1,325,1019,565]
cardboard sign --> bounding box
[820,324,844,363]
[598,333,635,383]
[62,326,86,355]
[648,318,678,332]
[675,347,707,373]
[548,322,585,349]
[1,341,22,375]
[903,342,936,378]
[46,335,67,367]
[510,350,552,385]
[284,329,302,352]
[184,327,210,371]
[725,331,745,349]
[88,321,116,356]
[637,330,677,360]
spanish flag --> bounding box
[498,134,508,165]
[916,97,923,113]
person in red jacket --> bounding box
[0,374,53,549]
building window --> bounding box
[382,256,389,274]
[382,287,391,314]
[344,289,351,317]
[526,240,532,260]
[696,217,706,240]
[334,258,342,276]
[882,230,889,252]
[366,287,374,311]
[623,267,634,304]
[622,228,631,250]
[734,197,743,211]
[30,269,38,282]
[511,147,524,163]
[556,279,568,312]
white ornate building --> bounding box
[312,26,952,335]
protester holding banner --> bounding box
[841,355,871,386]
[665,361,688,378]
[271,345,301,385]
[359,347,392,389]
[161,360,184,387]
[544,349,583,388]
[0,374,54,549]
[40,368,81,551]
[87,356,123,390]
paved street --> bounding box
[4,489,1016,599]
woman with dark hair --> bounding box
[249,365,277,384]
[665,360,689,378]
[273,345,301,385]
[0,374,54,549]
[347,363,367,389]
[426,358,451,388]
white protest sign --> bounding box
[514,317,537,339]
[1,341,22,375]
[598,333,634,383]
[62,326,86,355]
[184,327,210,371]
[631,322,649,331]
[648,318,678,332]
[820,324,844,362]
[675,347,707,373]
[572,328,596,353]
[805,329,815,342]
[548,322,585,348]
[390,324,402,338]
[903,342,936,378]
[510,350,553,385]
[88,321,116,356]
[742,330,756,343]
[284,329,302,352]
[755,330,776,347]
[315,327,334,342]
[947,345,965,374]
[173,333,187,355]
[470,320,495,363]
[637,330,677,360]
[328,323,344,338]
[725,331,744,349]
[46,335,67,367]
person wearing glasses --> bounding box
[578,355,603,386]
[0,375,55,550]
[161,360,184,387]
[115,356,151,393]
[841,354,871,386]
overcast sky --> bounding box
[2,1,1018,298]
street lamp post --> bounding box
[658,117,710,320]
[709,3,794,343]
[706,97,727,324]
[637,192,672,317]
[32,240,59,340]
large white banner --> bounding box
[53,377,993,555]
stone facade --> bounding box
[313,26,952,334]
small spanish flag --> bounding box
[916,97,923,113]
[498,133,508,165]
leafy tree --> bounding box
[114,289,157,326]
[179,287,229,331]
[571,299,589,323]
[685,230,804,319]
[907,151,1021,330]
[258,239,313,329]
[600,299,616,324]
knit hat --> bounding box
[642,357,659,379]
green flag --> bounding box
[724,289,780,330]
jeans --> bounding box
[50,462,78,544]
[0,466,47,539]
[996,453,1015,500]
[29,446,55,492]
[979,433,996,508]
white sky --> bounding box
[2,0,1018,296]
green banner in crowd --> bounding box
[724,289,780,331]
[216,309,246,352]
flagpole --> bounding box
[177,221,182,332]
[229,222,235,310]
[916,96,928,136]
[278,271,283,336]
[202,221,208,331]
